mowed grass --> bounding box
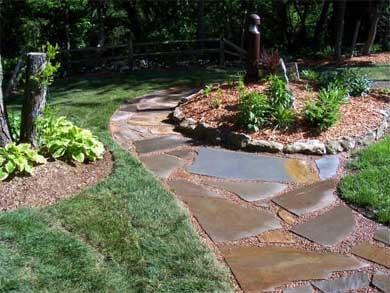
[338,136,390,224]
[0,69,235,292]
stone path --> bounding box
[110,87,390,292]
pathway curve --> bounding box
[110,87,390,292]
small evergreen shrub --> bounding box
[304,86,346,131]
[320,69,371,96]
[0,143,46,181]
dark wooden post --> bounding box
[20,53,47,146]
[244,14,261,83]
[0,55,12,147]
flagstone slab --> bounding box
[272,180,337,216]
[311,272,370,292]
[136,96,183,111]
[283,285,313,293]
[351,242,390,268]
[134,136,192,154]
[372,274,390,292]
[140,154,186,179]
[374,226,390,245]
[316,155,340,180]
[128,111,171,126]
[201,179,287,202]
[220,246,365,292]
[258,230,296,244]
[166,149,195,160]
[187,147,318,183]
[182,196,281,242]
[292,206,355,246]
[168,179,220,199]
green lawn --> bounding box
[0,69,235,292]
[338,136,390,224]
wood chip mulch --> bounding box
[0,151,113,211]
[180,81,389,144]
[298,52,390,67]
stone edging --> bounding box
[172,90,390,155]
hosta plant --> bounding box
[38,115,105,163]
[0,143,46,181]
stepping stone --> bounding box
[374,226,390,245]
[311,272,370,292]
[140,154,186,179]
[292,206,355,246]
[136,95,183,111]
[278,209,297,225]
[166,149,194,160]
[316,155,340,180]
[352,242,390,268]
[372,274,390,292]
[128,111,171,126]
[187,148,318,183]
[283,285,313,293]
[258,230,296,244]
[201,179,287,202]
[134,136,192,154]
[168,179,220,199]
[181,196,281,242]
[272,180,337,216]
[220,245,365,292]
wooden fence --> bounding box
[63,38,247,73]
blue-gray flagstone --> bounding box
[316,155,340,180]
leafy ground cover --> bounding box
[339,136,390,224]
[0,69,234,292]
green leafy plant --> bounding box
[37,114,104,163]
[203,84,213,97]
[267,75,293,108]
[33,42,61,86]
[319,69,370,96]
[238,91,270,131]
[0,143,46,181]
[304,86,345,131]
[301,69,320,82]
[8,111,21,141]
[271,106,295,130]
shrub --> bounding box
[260,50,280,75]
[0,143,46,181]
[37,114,105,163]
[301,69,320,82]
[238,91,270,132]
[304,86,345,131]
[319,69,370,96]
[267,75,294,108]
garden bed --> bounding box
[174,81,390,155]
[0,151,113,211]
[299,52,390,67]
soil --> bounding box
[298,52,390,68]
[179,81,389,144]
[0,151,113,211]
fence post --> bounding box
[20,52,47,146]
[219,38,225,66]
[128,38,134,69]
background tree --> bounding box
[0,55,12,147]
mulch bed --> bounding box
[180,81,389,144]
[0,151,113,211]
[298,52,390,68]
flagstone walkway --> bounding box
[110,87,390,292]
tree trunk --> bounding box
[0,55,12,147]
[64,6,71,75]
[350,20,361,57]
[196,0,205,40]
[334,0,346,61]
[362,0,384,55]
[5,49,24,98]
[313,0,330,47]
[20,53,47,147]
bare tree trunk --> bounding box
[350,20,361,57]
[334,0,346,62]
[362,0,384,55]
[313,0,330,47]
[20,53,47,147]
[0,55,12,147]
[5,49,24,98]
[196,0,205,40]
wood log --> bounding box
[20,53,47,147]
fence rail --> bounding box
[63,38,247,72]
